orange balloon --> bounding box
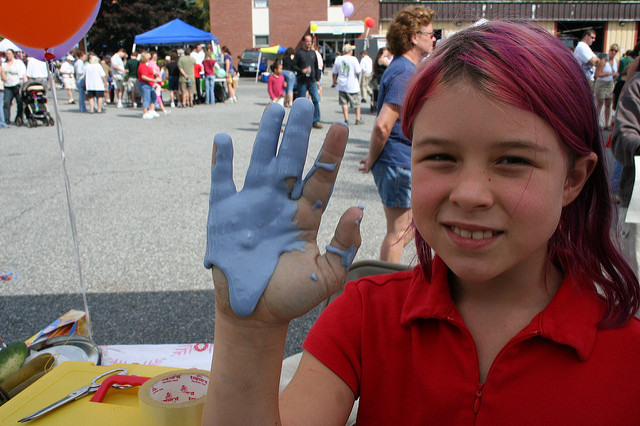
[0,0,100,49]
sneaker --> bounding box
[133,102,138,108]
[150,111,160,118]
[163,110,171,116]
[171,102,175,108]
[117,101,123,108]
[68,99,75,104]
[312,122,323,129]
[355,119,363,125]
[143,112,154,119]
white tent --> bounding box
[0,38,21,52]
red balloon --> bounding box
[365,17,375,29]
[0,0,100,49]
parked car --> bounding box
[558,36,578,51]
[237,49,267,76]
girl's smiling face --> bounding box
[411,83,594,285]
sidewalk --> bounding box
[0,76,415,356]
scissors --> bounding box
[18,367,129,423]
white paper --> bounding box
[625,156,640,223]
[99,343,213,370]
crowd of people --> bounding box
[0,43,242,124]
[573,28,639,130]
[1,37,391,129]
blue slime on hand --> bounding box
[204,99,320,317]
[326,244,358,270]
[291,154,337,200]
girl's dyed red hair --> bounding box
[402,21,639,328]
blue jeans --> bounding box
[139,82,156,108]
[77,76,87,112]
[296,80,320,125]
[611,159,623,195]
[282,70,296,94]
[205,75,216,104]
[371,161,412,208]
[0,91,6,128]
[3,85,21,122]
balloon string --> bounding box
[46,60,93,339]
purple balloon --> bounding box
[17,0,101,61]
[342,1,354,18]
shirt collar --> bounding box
[400,256,601,361]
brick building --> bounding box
[209,0,379,65]
[208,1,639,66]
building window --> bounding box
[329,0,343,5]
[254,0,268,7]
[255,35,269,47]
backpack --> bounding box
[214,82,228,102]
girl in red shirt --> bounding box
[201,19,640,424]
[267,61,286,105]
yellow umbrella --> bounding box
[259,45,286,54]
[255,46,286,81]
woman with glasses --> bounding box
[359,5,436,263]
[595,43,619,129]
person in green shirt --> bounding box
[125,52,140,107]
[178,47,196,107]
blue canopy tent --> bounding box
[133,19,218,51]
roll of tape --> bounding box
[138,369,210,426]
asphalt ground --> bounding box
[0,75,417,357]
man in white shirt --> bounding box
[573,29,599,89]
[190,44,206,102]
[190,44,206,66]
[359,50,373,104]
[332,44,362,125]
[26,57,48,84]
[110,48,127,108]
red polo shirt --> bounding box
[303,256,640,424]
[137,62,154,86]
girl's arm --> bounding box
[201,100,361,425]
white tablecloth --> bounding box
[99,344,213,370]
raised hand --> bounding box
[204,98,363,321]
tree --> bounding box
[87,0,210,55]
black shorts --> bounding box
[86,90,104,99]
[169,76,179,91]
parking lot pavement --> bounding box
[0,76,416,356]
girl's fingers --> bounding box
[245,103,286,188]
[277,98,314,180]
[210,133,237,202]
[294,121,349,208]
[323,206,364,288]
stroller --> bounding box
[16,81,55,128]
